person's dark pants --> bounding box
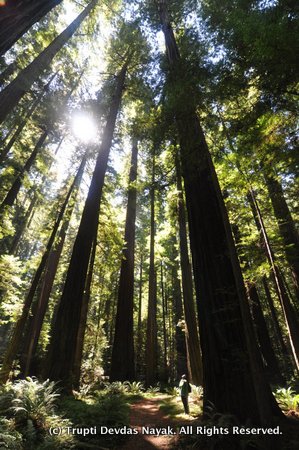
[181,395,189,414]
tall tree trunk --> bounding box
[0,130,48,210]
[160,262,169,382]
[262,276,293,374]
[171,250,188,381]
[265,173,299,300]
[0,164,84,383]
[21,156,87,376]
[0,61,17,85]
[136,253,143,377]
[0,73,56,166]
[248,282,285,384]
[248,189,299,371]
[0,0,97,125]
[73,236,97,388]
[0,0,63,56]
[175,152,203,386]
[8,136,64,255]
[110,138,138,381]
[146,153,158,387]
[157,0,281,423]
[45,62,128,391]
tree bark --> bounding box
[110,138,138,381]
[262,276,293,374]
[0,73,56,166]
[73,236,97,388]
[0,0,63,56]
[0,0,97,125]
[146,153,158,387]
[157,0,281,423]
[0,164,84,383]
[160,262,169,382]
[136,253,143,377]
[175,152,203,386]
[248,282,285,384]
[45,62,128,391]
[265,173,299,301]
[21,156,87,376]
[0,130,48,210]
[248,189,299,372]
[0,61,17,85]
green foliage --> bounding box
[165,386,180,397]
[102,381,129,395]
[60,392,130,447]
[0,378,74,449]
[10,377,59,427]
[274,387,299,412]
[0,418,23,450]
[123,380,145,394]
[146,385,160,394]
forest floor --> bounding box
[121,394,199,449]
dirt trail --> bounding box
[121,396,180,449]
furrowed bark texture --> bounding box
[157,0,281,423]
[176,153,203,386]
[110,138,138,381]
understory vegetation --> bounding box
[0,378,299,449]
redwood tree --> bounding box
[45,60,129,391]
[155,0,281,423]
[110,137,138,381]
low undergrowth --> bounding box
[0,377,133,449]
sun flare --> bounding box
[71,113,98,143]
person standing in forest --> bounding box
[179,374,191,414]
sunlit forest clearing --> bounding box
[0,0,298,449]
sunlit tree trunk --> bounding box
[176,152,203,385]
[248,189,299,372]
[265,173,299,301]
[0,0,97,125]
[0,130,48,210]
[157,0,281,423]
[0,164,84,383]
[73,236,97,388]
[136,253,143,377]
[160,262,169,382]
[146,153,158,386]
[110,138,138,381]
[0,73,56,166]
[45,62,128,391]
[21,156,87,376]
[171,248,188,381]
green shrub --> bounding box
[102,381,128,395]
[146,385,160,394]
[274,387,299,412]
[10,377,59,428]
[0,418,23,450]
[123,381,144,394]
[0,377,74,449]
